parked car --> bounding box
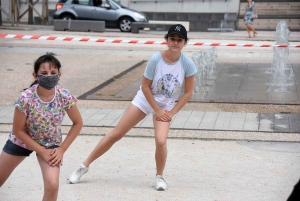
[53,0,148,32]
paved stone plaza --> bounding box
[0,26,299,200]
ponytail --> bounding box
[23,80,38,91]
[30,80,38,87]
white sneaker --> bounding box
[68,164,89,184]
[155,175,167,191]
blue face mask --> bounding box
[37,74,59,90]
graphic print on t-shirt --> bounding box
[157,72,181,98]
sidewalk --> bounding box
[1,106,300,134]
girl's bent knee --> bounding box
[156,140,167,147]
[45,181,59,193]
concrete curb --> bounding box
[1,124,299,142]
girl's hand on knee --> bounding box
[49,147,65,167]
[50,148,56,156]
[58,158,63,167]
[54,158,63,167]
[166,111,174,119]
[156,117,170,122]
[155,108,165,119]
[40,148,56,164]
[155,109,172,122]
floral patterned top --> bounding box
[8,84,77,150]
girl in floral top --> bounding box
[0,54,83,201]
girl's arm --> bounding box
[49,105,83,166]
[170,75,195,115]
[60,105,82,152]
[249,0,253,9]
[13,108,55,162]
[141,77,171,121]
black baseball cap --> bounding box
[166,24,187,40]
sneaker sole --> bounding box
[68,178,80,184]
[156,187,166,191]
[68,180,78,184]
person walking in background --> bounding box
[0,54,83,201]
[68,24,197,191]
[244,0,257,38]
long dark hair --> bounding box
[28,54,62,88]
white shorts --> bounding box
[132,94,154,115]
[131,91,173,115]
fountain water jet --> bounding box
[267,20,294,92]
[192,47,218,94]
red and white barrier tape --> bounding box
[1,34,299,48]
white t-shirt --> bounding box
[135,52,197,111]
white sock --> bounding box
[80,163,86,168]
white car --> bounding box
[53,0,148,32]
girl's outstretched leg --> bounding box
[153,116,170,191]
[83,104,146,166]
[0,151,26,187]
[37,154,60,201]
[69,104,146,184]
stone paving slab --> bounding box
[1,106,300,133]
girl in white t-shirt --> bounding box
[69,24,197,191]
[0,54,83,200]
